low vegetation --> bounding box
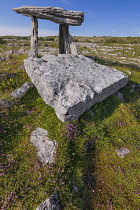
[0,36,140,210]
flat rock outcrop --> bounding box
[13,6,84,26]
[30,127,58,164]
[24,55,128,122]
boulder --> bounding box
[10,82,34,99]
[13,6,84,26]
[30,127,58,164]
[24,54,128,122]
[36,193,61,210]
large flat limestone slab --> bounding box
[24,55,128,122]
[13,6,84,26]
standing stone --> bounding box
[36,193,61,210]
[30,127,58,164]
[59,25,78,55]
[30,16,38,57]
[68,34,79,55]
[59,24,70,54]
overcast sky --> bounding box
[0,0,140,37]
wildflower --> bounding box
[118,121,126,126]
[66,123,78,140]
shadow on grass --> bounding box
[82,139,96,210]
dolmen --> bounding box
[24,54,128,122]
[13,6,128,122]
[13,6,84,57]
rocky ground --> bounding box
[0,36,140,210]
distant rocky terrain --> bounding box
[1,36,139,67]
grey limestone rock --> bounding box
[36,193,61,210]
[30,127,58,164]
[10,81,34,99]
[115,91,125,102]
[115,147,131,158]
[13,6,84,26]
[24,54,128,122]
[0,99,15,109]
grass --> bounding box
[0,36,140,210]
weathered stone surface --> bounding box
[10,82,34,99]
[36,193,61,210]
[115,147,131,158]
[24,54,128,122]
[13,6,84,26]
[30,127,58,164]
[30,16,38,58]
[59,24,78,55]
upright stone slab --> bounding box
[24,55,128,122]
[30,16,38,57]
[59,25,78,55]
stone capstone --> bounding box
[30,127,58,164]
[10,81,34,99]
[13,6,84,26]
[36,193,61,210]
[24,54,129,122]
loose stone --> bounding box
[30,127,58,164]
[36,193,61,210]
[10,82,34,99]
[115,147,131,158]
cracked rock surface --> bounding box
[24,54,128,122]
[13,6,84,26]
